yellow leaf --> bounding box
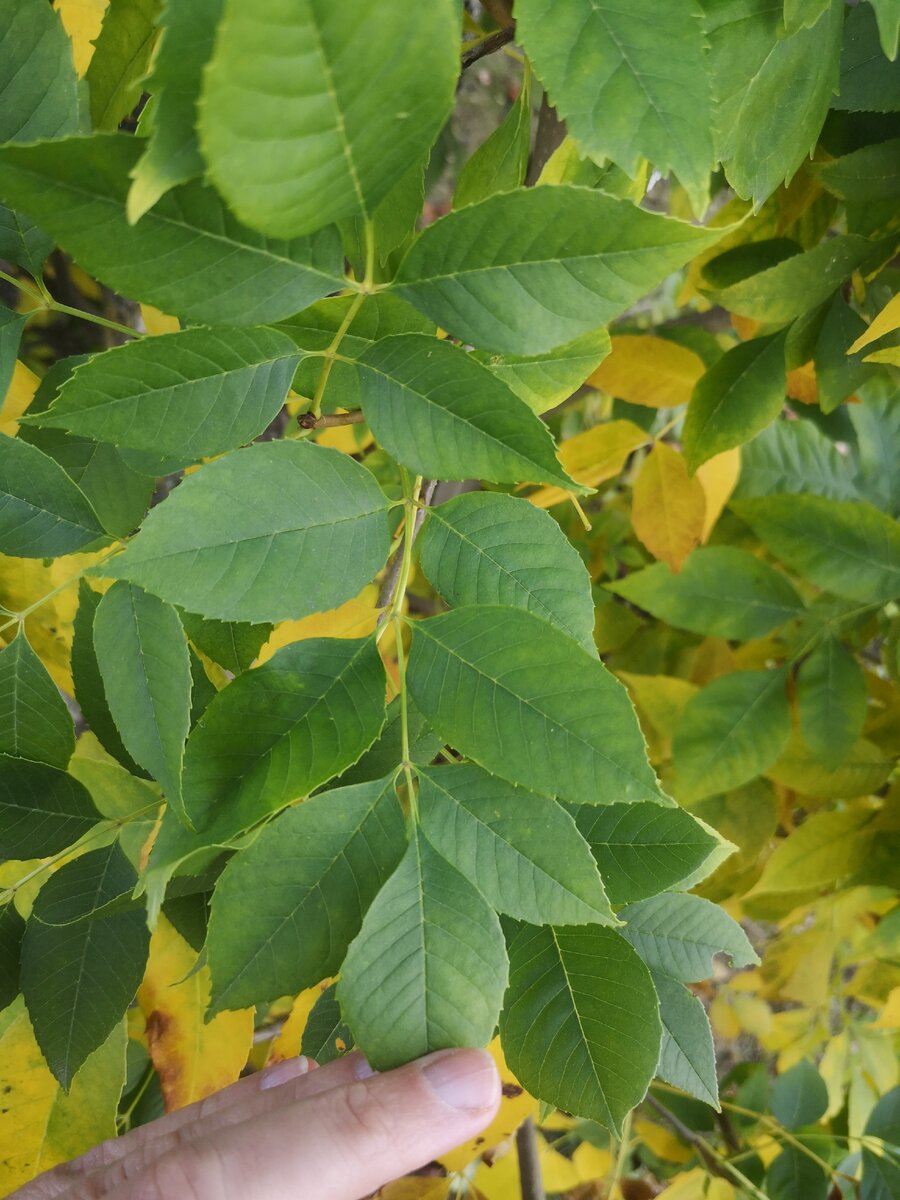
[137,916,254,1112]
[1,362,40,435]
[438,1039,539,1173]
[536,1140,583,1192]
[588,335,705,408]
[632,442,706,572]
[378,1180,450,1200]
[572,1141,613,1181]
[695,448,741,542]
[54,0,108,76]
[0,998,124,1194]
[848,293,900,354]
[786,362,818,405]
[634,1117,693,1163]
[139,304,180,336]
[268,983,331,1064]
[731,313,760,341]
[528,419,648,508]
[820,1032,850,1119]
[259,588,381,663]
[862,346,900,366]
[657,1166,709,1198]
[707,1180,736,1200]
[472,1143,520,1200]
[316,423,375,454]
[872,986,900,1028]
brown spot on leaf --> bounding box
[501,1082,523,1098]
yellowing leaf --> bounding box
[472,1143,520,1200]
[873,987,900,1029]
[849,293,900,354]
[786,362,818,405]
[862,346,900,366]
[0,998,124,1195]
[268,983,330,1064]
[528,419,648,508]
[377,1180,450,1200]
[317,423,375,454]
[632,442,706,572]
[634,1116,693,1163]
[139,303,180,336]
[657,1166,711,1198]
[54,0,108,76]
[259,588,381,663]
[137,916,253,1112]
[438,1039,538,1174]
[0,362,39,435]
[588,334,705,408]
[695,448,741,542]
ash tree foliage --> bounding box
[0,0,898,1195]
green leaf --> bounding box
[407,606,667,807]
[182,636,386,836]
[335,695,439,791]
[571,803,719,906]
[0,0,82,143]
[500,922,661,1134]
[733,417,861,503]
[85,0,159,132]
[357,335,583,492]
[301,984,352,1065]
[455,70,532,209]
[20,844,148,1086]
[812,140,900,238]
[71,582,140,775]
[199,0,458,237]
[474,327,612,415]
[765,731,892,801]
[338,827,508,1070]
[93,582,192,825]
[0,901,24,1010]
[100,441,391,623]
[0,203,54,278]
[651,969,718,1108]
[682,333,787,472]
[703,233,888,325]
[0,436,106,559]
[127,0,222,219]
[207,776,405,1013]
[869,0,900,59]
[797,636,867,770]
[516,0,713,213]
[673,668,790,802]
[834,2,900,111]
[179,612,271,676]
[0,756,98,860]
[704,0,843,204]
[607,546,804,640]
[771,1059,828,1130]
[783,0,831,33]
[394,185,728,354]
[68,746,160,822]
[0,307,26,401]
[767,1147,829,1200]
[862,1086,900,1200]
[417,763,617,926]
[813,294,877,410]
[732,494,900,604]
[0,135,344,327]
[0,631,74,769]
[29,327,300,460]
[619,892,758,981]
[419,494,596,652]
[339,154,428,273]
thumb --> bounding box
[116,1048,501,1200]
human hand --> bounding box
[12,1048,500,1200]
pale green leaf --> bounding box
[93,582,192,825]
[869,0,900,59]
[651,969,719,1107]
[0,436,105,559]
[733,418,861,503]
[0,135,344,327]
[207,776,405,1013]
[394,185,727,354]
[417,762,616,926]
[474,327,612,415]
[455,71,532,209]
[771,1059,828,1130]
[85,0,159,131]
[500,922,661,1135]
[182,636,386,836]
[30,327,300,459]
[783,0,831,33]
[797,636,867,769]
[619,892,758,981]
[407,606,667,807]
[0,0,82,143]
[339,827,509,1069]
[673,668,790,802]
[418,493,596,652]
[0,631,74,769]
[606,546,805,640]
[199,0,458,237]
[732,494,900,604]
[100,441,391,623]
[765,731,892,799]
[357,335,583,492]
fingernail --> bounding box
[354,1055,377,1081]
[422,1049,500,1112]
[260,1055,311,1090]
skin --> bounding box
[11,1048,501,1200]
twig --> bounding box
[516,1117,545,1200]
[461,26,515,70]
[297,409,365,430]
[643,1095,769,1200]
[375,480,436,615]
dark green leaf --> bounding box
[419,493,596,652]
[812,140,900,238]
[182,636,386,836]
[0,0,82,143]
[767,1147,829,1200]
[101,441,392,623]
[85,0,160,131]
[339,827,508,1070]
[834,3,900,112]
[862,1086,900,1200]
[394,186,727,354]
[500,922,661,1134]
[770,1059,829,1130]
[0,135,345,327]
[797,636,867,770]
[0,307,26,402]
[417,763,616,926]
[0,756,98,860]
[619,892,758,981]
[334,695,439,790]
[0,436,106,558]
[0,901,24,1010]
[0,630,74,768]
[301,984,352,1065]
[179,612,271,675]
[93,582,192,825]
[813,293,877,411]
[407,606,667,807]
[0,204,54,277]
[207,776,405,1013]
[572,803,719,906]
[652,969,718,1108]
